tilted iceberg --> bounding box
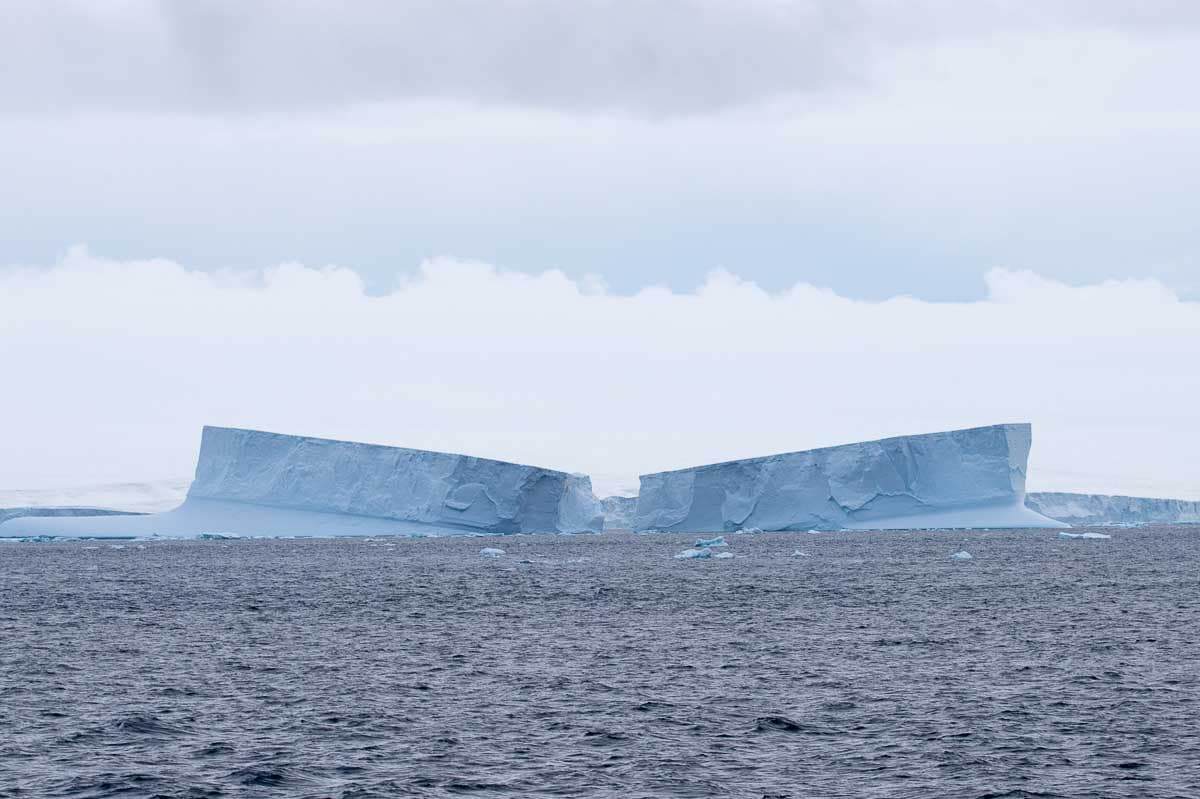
[1026,492,1200,527]
[0,427,603,539]
[633,424,1064,532]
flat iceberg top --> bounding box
[639,424,1032,478]
[196,426,573,479]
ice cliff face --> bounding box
[188,427,602,534]
[634,424,1064,532]
[1026,492,1200,526]
[599,496,638,530]
[1,427,603,538]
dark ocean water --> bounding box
[2,527,1199,799]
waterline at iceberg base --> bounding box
[0,427,604,539]
[632,424,1064,533]
[3,422,1068,540]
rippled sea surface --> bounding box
[3,527,1200,798]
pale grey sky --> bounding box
[1,0,1198,297]
[1,2,1198,497]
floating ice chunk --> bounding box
[197,532,243,541]
[734,527,763,535]
[950,550,973,560]
[714,551,735,559]
[674,547,712,560]
[694,535,728,548]
[479,547,506,557]
[108,544,126,550]
[1058,531,1112,540]
[792,550,810,558]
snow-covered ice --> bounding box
[479,547,506,557]
[674,547,713,560]
[950,551,974,560]
[713,551,735,559]
[694,535,728,548]
[1058,531,1112,540]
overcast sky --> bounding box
[2,2,1198,497]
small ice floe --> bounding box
[792,550,811,558]
[950,550,974,560]
[1058,531,1112,540]
[197,532,243,541]
[714,551,735,560]
[694,535,728,548]
[734,527,763,535]
[674,547,713,560]
[108,544,126,550]
[479,547,506,558]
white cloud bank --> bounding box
[2,248,1197,499]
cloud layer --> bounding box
[4,0,1200,114]
[2,249,1197,499]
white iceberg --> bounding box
[713,551,735,559]
[694,535,728,548]
[1,426,604,539]
[479,547,506,557]
[1057,531,1112,540]
[634,424,1065,533]
[950,550,974,560]
[674,547,713,560]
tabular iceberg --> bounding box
[1,427,603,539]
[1026,493,1200,527]
[633,424,1064,532]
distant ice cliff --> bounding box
[599,496,637,530]
[1026,492,1200,527]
